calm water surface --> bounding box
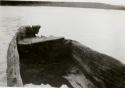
[0,6,125,86]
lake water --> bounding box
[0,6,125,86]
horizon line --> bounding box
[1,1,125,10]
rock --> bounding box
[32,25,41,35]
[16,25,41,41]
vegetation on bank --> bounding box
[1,1,125,10]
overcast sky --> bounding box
[2,0,125,6]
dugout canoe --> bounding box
[7,25,125,88]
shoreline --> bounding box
[1,1,125,10]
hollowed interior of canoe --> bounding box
[17,38,74,87]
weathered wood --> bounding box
[18,37,64,45]
[7,25,125,88]
[71,40,125,88]
[7,25,41,86]
[7,35,23,86]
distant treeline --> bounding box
[1,1,125,10]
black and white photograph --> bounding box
[0,0,125,88]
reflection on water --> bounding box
[0,6,125,86]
